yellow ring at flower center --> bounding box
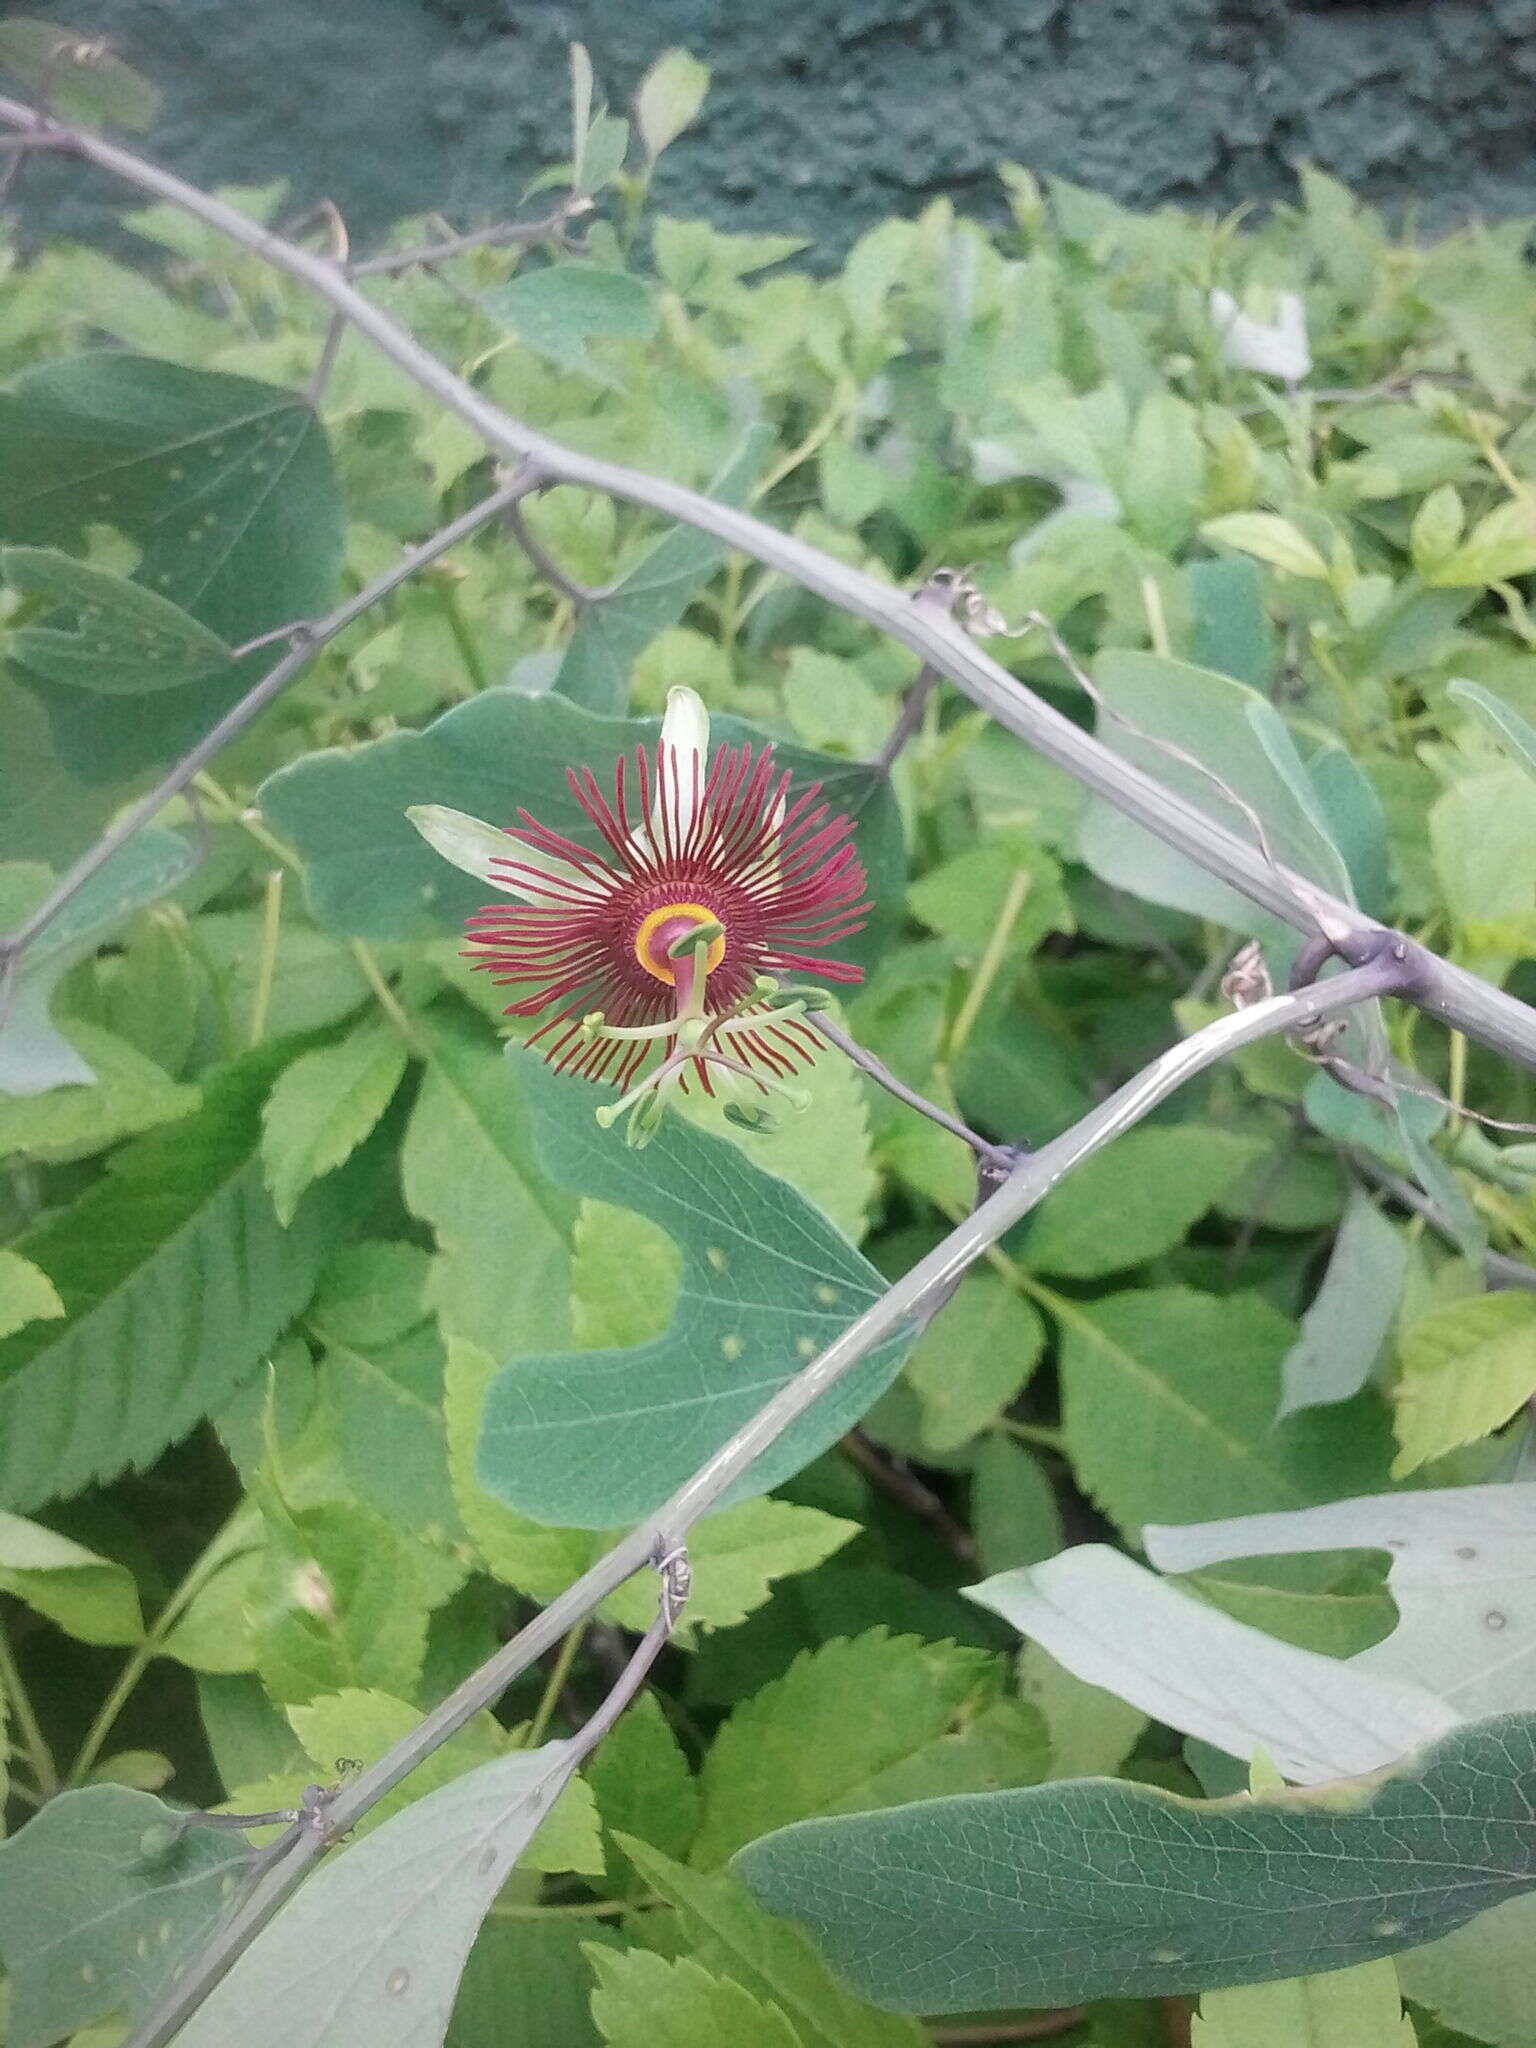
[634,902,727,985]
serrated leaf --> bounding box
[0,1787,248,2048]
[249,1500,433,1707]
[261,1020,409,1226]
[634,48,710,160]
[0,1021,198,1162]
[477,1055,917,1528]
[0,1039,354,1511]
[1022,1126,1263,1279]
[901,1274,1044,1453]
[447,1917,618,2048]
[0,1507,142,1645]
[0,354,341,777]
[690,1630,1045,1868]
[1053,1286,1394,1540]
[286,1688,602,1872]
[321,1320,460,1539]
[555,424,770,713]
[621,1839,924,2048]
[590,1949,802,2048]
[598,1498,858,1638]
[1392,1292,1536,1477]
[586,1690,700,1877]
[1193,1958,1414,2047]
[1280,1188,1408,1416]
[169,1742,590,2048]
[966,1545,1455,1786]
[0,1249,63,1340]
[1,545,231,694]
[260,686,900,971]
[970,1433,1063,1573]
[0,831,194,1095]
[733,1713,1536,2014]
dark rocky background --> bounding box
[9,0,1536,255]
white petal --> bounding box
[1210,287,1311,384]
[657,685,710,844]
[406,804,590,903]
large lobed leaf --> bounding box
[475,1055,917,1528]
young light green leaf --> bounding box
[689,1630,1045,1869]
[733,1713,1536,2014]
[169,1742,589,2048]
[261,686,901,971]
[1423,498,1536,586]
[260,1020,409,1226]
[477,1056,918,1528]
[1,546,231,694]
[0,1021,199,1163]
[0,1508,142,1645]
[1448,676,1536,783]
[0,1249,63,1341]
[1392,1291,1536,1476]
[0,1787,248,2048]
[590,1949,801,2048]
[0,1039,357,1510]
[0,832,194,1095]
[1201,512,1331,581]
[621,1839,924,2048]
[966,1545,1455,1784]
[1192,1958,1414,2047]
[597,1498,858,1638]
[483,264,657,375]
[1409,484,1466,575]
[587,1690,701,1877]
[634,48,710,161]
[901,1274,1044,1453]
[1279,1188,1408,1416]
[1021,1126,1263,1280]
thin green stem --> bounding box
[524,1622,586,1749]
[998,1417,1066,1453]
[246,868,284,1044]
[948,867,1031,1059]
[0,1610,59,1798]
[435,578,489,696]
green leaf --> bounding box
[0,1787,247,2048]
[733,1713,1536,2014]
[556,423,770,713]
[0,1038,355,1511]
[1423,498,1536,587]
[0,354,341,776]
[621,1839,924,2048]
[320,1320,460,1539]
[1280,1190,1408,1416]
[1054,1285,1393,1539]
[261,687,901,973]
[907,824,1071,955]
[0,18,162,128]
[967,1546,1453,1786]
[586,1690,700,1876]
[1192,1959,1414,2047]
[634,48,710,160]
[1448,676,1536,783]
[447,1918,617,2048]
[285,1689,602,1872]
[483,263,657,373]
[0,1507,142,1645]
[1398,1893,1536,2048]
[689,1630,1046,1869]
[589,1949,802,2048]
[1410,485,1466,575]
[0,831,194,1095]
[597,1498,858,1638]
[1,545,231,694]
[0,1249,63,1340]
[0,1021,199,1163]
[477,1055,917,1528]
[970,1434,1063,1574]
[249,1500,433,1707]
[1201,512,1331,581]
[260,1019,409,1226]
[1022,1126,1263,1280]
[1017,1644,1145,1782]
[168,1742,592,2048]
[1392,1292,1536,1477]
[1429,766,1536,972]
[901,1274,1044,1453]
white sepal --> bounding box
[1210,288,1311,384]
[406,804,589,902]
[656,685,710,844]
